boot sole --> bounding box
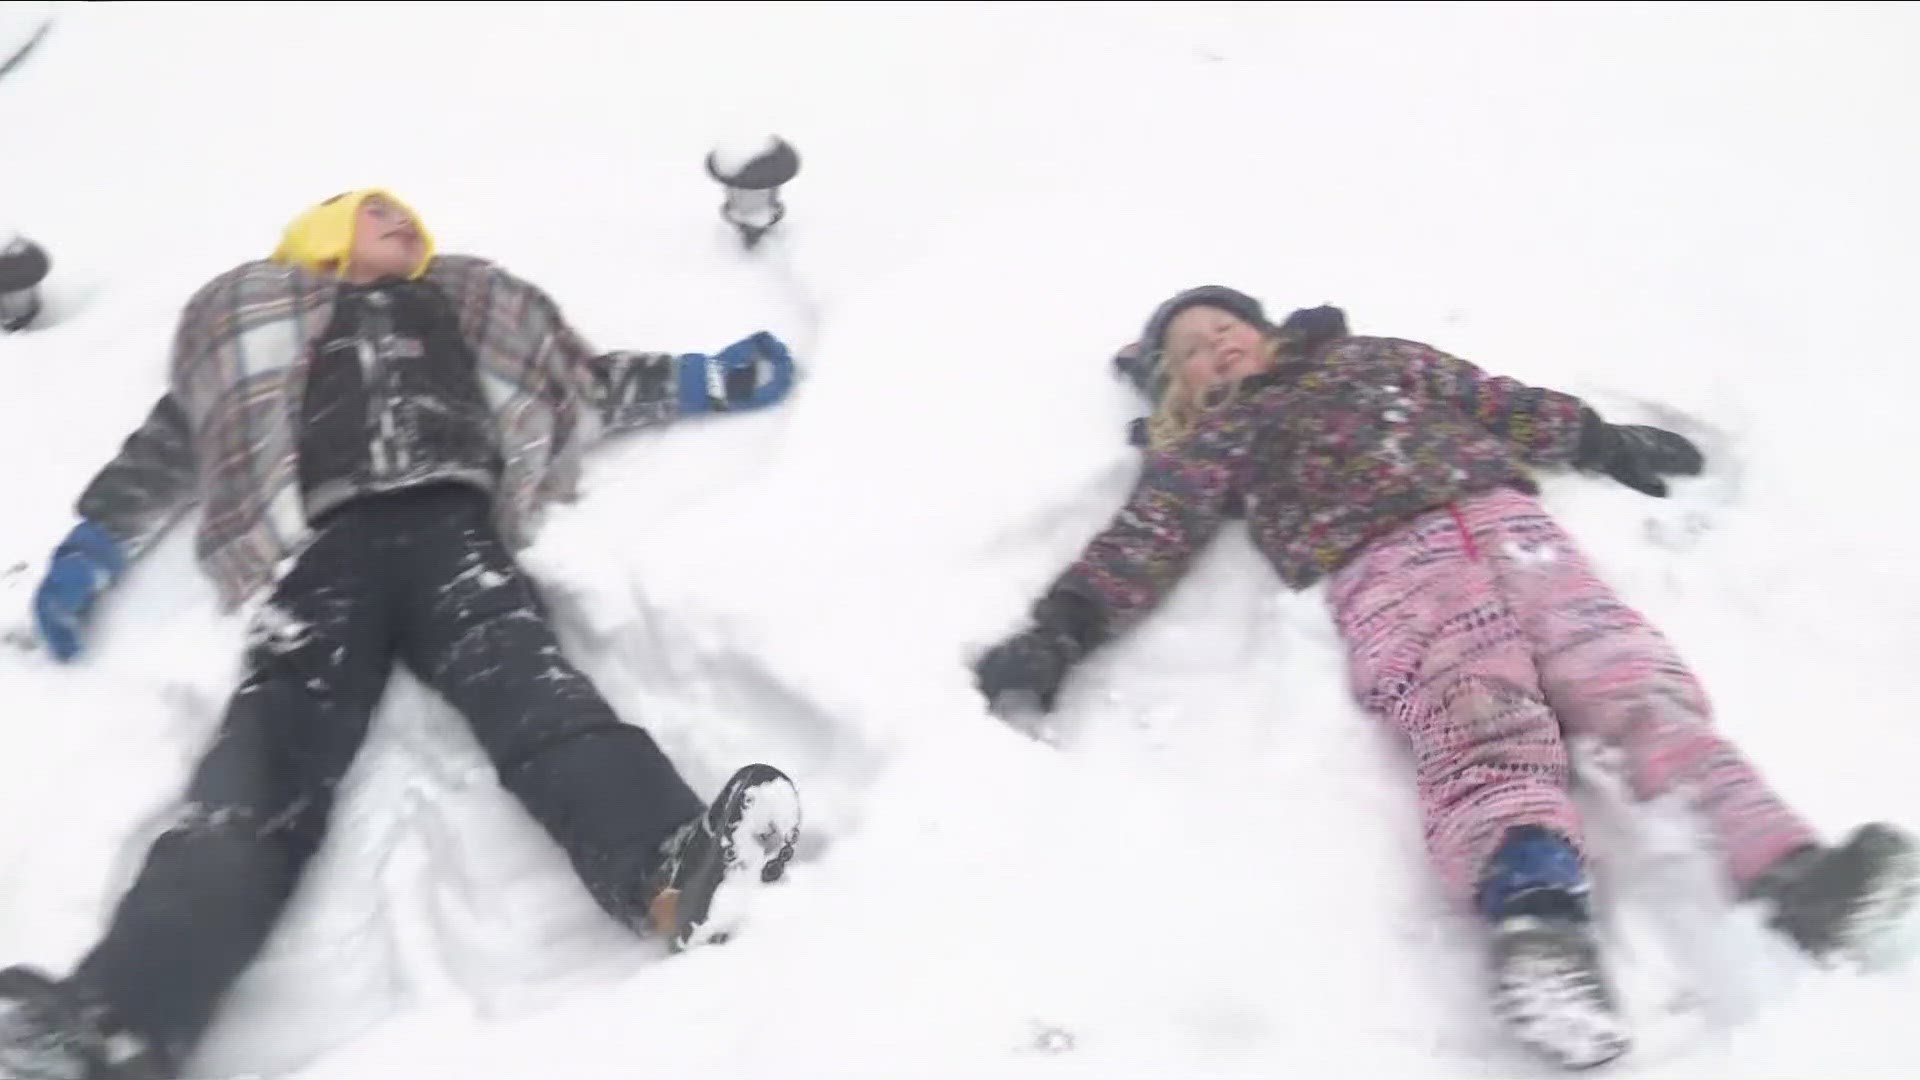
[671,765,802,952]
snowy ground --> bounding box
[2,1,1919,1077]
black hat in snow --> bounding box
[1115,285,1270,404]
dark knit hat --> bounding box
[1114,286,1269,404]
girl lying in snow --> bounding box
[4,190,804,1080]
[971,286,1920,1071]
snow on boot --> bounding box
[1489,909,1631,1071]
[0,966,166,1080]
[1478,826,1631,1071]
[642,763,802,952]
[1747,822,1920,970]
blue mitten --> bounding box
[676,331,796,414]
[33,520,126,662]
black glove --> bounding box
[973,590,1108,717]
[1275,304,1348,353]
[1574,407,1705,497]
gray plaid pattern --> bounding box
[77,255,682,610]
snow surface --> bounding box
[2,1,1919,1077]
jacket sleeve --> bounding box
[579,348,684,435]
[1045,420,1245,648]
[73,391,200,560]
[502,270,686,438]
[1404,340,1588,467]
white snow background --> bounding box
[2,2,1918,1077]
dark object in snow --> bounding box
[641,762,803,952]
[705,136,800,249]
[1571,406,1705,498]
[1746,821,1920,967]
[0,235,49,332]
[974,587,1107,721]
[1274,303,1349,355]
[0,964,171,1079]
[0,15,51,86]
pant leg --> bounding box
[1327,507,1585,911]
[393,490,703,930]
[1460,487,1818,893]
[71,515,395,1069]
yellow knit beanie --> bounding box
[270,188,435,279]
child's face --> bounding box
[345,196,426,282]
[1164,305,1272,391]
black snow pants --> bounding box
[69,483,704,1070]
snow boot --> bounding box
[1478,826,1631,1071]
[1488,910,1630,1071]
[1746,821,1920,969]
[0,966,168,1080]
[642,763,802,952]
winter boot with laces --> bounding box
[641,763,802,952]
[0,966,169,1080]
[1746,822,1920,970]
[1478,826,1631,1071]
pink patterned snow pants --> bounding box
[1326,486,1816,910]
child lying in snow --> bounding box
[971,286,1920,1071]
[7,190,804,1080]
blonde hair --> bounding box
[1143,332,1284,450]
